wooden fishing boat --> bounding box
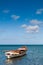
[5,46,27,58]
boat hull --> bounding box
[5,52,26,59]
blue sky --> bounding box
[0,0,43,45]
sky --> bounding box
[0,0,43,45]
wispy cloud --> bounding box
[30,19,43,25]
[36,9,43,14]
[11,15,20,20]
[3,10,10,13]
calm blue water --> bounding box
[0,45,43,65]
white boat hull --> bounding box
[5,52,26,59]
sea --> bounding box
[0,45,43,65]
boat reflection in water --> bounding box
[5,54,26,65]
[6,59,13,64]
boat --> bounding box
[5,46,27,58]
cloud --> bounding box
[30,19,42,25]
[22,24,39,33]
[36,9,43,14]
[21,19,41,33]
[11,15,20,20]
[26,25,39,33]
[3,10,10,13]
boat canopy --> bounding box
[18,46,27,51]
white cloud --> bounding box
[26,25,39,33]
[22,24,39,33]
[3,10,10,13]
[30,19,42,25]
[36,9,43,14]
[11,15,20,20]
